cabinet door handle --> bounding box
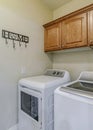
[89,40,93,49]
[62,44,64,47]
[90,40,93,44]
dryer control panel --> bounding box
[45,70,65,77]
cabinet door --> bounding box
[44,23,61,52]
[62,13,87,49]
[88,10,93,46]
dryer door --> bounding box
[19,86,42,130]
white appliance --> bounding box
[18,69,70,130]
[54,71,93,130]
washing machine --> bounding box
[54,71,93,130]
[18,69,70,130]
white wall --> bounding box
[0,1,53,130]
[53,0,93,19]
[53,50,93,80]
[0,0,53,24]
[53,0,93,80]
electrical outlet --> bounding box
[21,66,26,74]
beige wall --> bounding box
[53,0,93,19]
[53,50,93,80]
[0,1,53,130]
[53,0,93,80]
[0,0,53,24]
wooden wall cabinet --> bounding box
[44,23,61,52]
[88,10,93,46]
[43,4,93,52]
[61,13,87,49]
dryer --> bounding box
[18,69,70,130]
[54,71,93,130]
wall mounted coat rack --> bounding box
[2,30,29,49]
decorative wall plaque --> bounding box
[2,30,29,48]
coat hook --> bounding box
[19,41,21,47]
[5,38,8,44]
[13,40,16,49]
[25,43,27,48]
[2,30,29,49]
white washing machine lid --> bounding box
[60,81,93,99]
[56,71,93,99]
[19,75,68,90]
[19,70,70,90]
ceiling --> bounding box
[42,0,71,10]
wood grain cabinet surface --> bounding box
[61,13,87,49]
[88,10,93,46]
[44,23,61,52]
[43,4,93,52]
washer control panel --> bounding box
[45,70,65,77]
